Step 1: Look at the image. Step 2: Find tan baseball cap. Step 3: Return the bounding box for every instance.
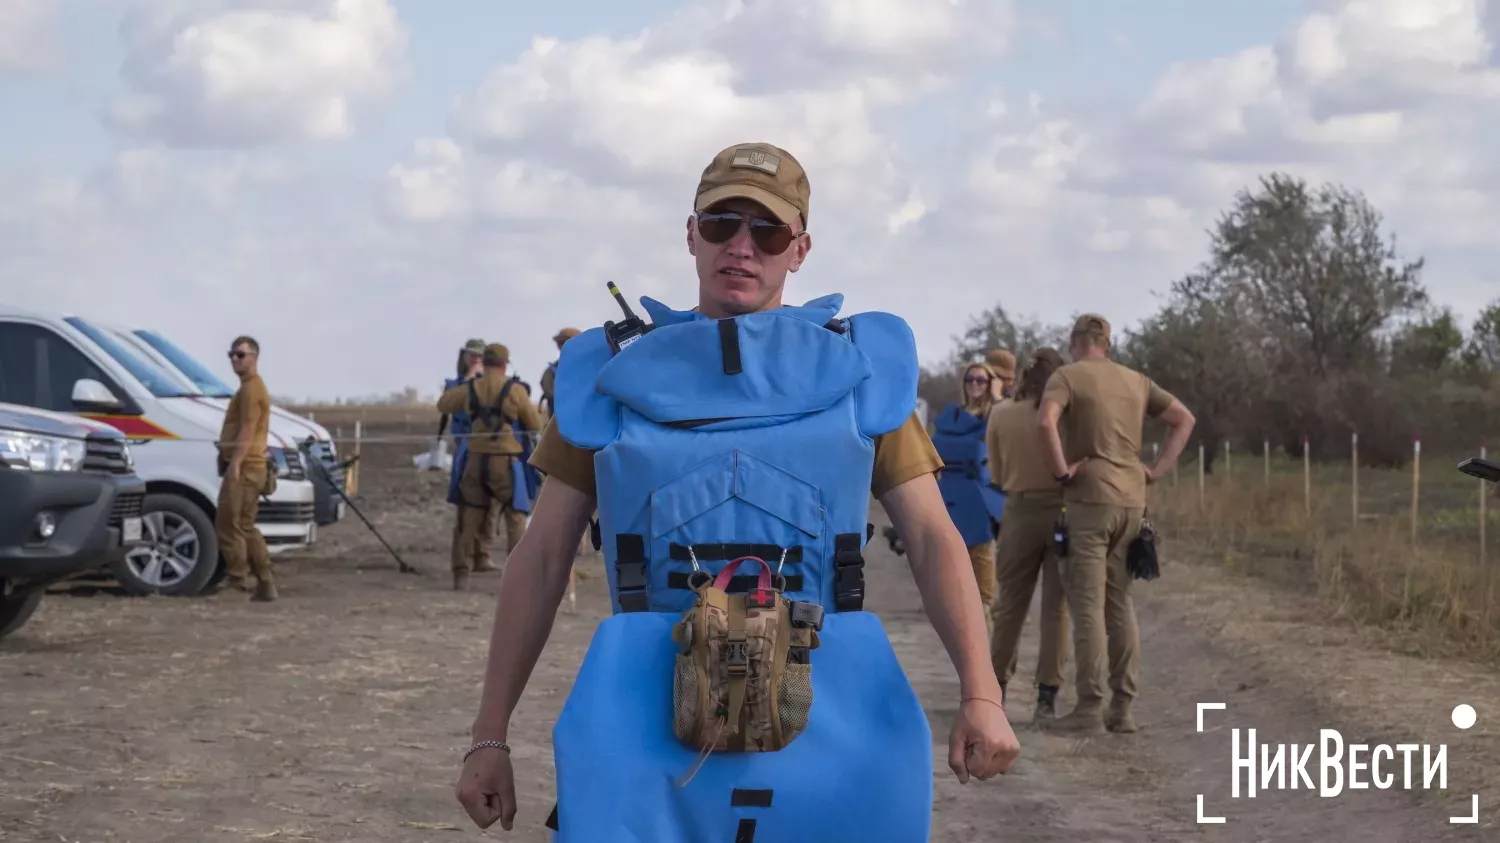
[694,142,810,228]
[1071,314,1112,346]
[483,343,510,365]
[553,327,580,343]
[985,349,1016,380]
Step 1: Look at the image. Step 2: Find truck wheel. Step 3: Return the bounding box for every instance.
[110,494,218,597]
[0,589,44,638]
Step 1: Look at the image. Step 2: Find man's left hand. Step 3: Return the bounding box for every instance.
[947,697,1020,783]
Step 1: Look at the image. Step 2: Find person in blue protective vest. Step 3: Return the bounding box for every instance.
[439,339,502,578]
[455,141,1020,841]
[931,362,1007,639]
[437,343,544,591]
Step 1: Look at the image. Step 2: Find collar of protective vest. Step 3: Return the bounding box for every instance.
[639,293,845,328]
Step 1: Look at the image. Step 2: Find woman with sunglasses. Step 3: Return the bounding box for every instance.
[930,363,1006,639]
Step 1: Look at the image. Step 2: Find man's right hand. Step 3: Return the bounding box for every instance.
[456,746,517,830]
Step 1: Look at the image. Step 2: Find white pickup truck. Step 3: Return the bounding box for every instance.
[0,307,319,596]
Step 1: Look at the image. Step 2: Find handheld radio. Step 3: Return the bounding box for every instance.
[603,281,650,354]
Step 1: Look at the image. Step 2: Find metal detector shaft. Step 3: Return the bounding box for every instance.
[301,438,418,574]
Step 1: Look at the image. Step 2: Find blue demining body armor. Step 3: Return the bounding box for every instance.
[545,293,934,842]
[930,401,1006,546]
[443,375,472,507]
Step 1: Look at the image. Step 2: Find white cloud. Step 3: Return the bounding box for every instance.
[107,0,409,147]
[0,0,62,74]
[5,0,1500,401]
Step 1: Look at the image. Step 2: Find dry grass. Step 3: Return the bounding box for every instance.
[1149,456,1500,662]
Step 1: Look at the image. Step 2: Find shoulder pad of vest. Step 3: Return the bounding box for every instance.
[933,401,985,435]
[551,326,619,449]
[847,311,918,437]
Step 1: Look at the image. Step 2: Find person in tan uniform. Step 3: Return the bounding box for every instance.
[456,141,1019,832]
[437,343,544,592]
[538,328,580,420]
[216,335,276,601]
[986,348,1016,401]
[987,347,1073,721]
[1037,315,1195,734]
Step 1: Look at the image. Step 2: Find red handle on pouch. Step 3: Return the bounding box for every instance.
[712,556,773,591]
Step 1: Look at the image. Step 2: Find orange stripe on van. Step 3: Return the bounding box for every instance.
[81,414,180,440]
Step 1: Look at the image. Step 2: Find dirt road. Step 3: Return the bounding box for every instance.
[3,450,1497,842]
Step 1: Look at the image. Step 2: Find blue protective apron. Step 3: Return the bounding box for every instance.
[544,294,933,842]
[443,376,471,507]
[931,401,1007,547]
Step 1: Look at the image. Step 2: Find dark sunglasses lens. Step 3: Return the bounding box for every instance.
[229,351,244,359]
[749,221,794,256]
[696,214,741,244]
[966,376,989,384]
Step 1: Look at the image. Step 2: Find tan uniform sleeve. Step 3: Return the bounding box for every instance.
[528,420,598,499]
[986,405,1005,490]
[870,412,943,499]
[1040,368,1072,411]
[436,381,469,414]
[508,388,543,433]
[1145,376,1176,417]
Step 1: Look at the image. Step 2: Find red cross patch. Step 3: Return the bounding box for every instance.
[746,589,776,610]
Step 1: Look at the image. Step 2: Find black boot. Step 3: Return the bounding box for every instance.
[1035,684,1060,722]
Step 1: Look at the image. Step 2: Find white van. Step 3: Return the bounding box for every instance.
[103,323,348,527]
[0,307,318,596]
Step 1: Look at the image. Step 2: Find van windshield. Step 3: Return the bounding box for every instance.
[130,329,236,399]
[63,317,196,399]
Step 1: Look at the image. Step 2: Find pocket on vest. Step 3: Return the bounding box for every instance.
[777,661,813,745]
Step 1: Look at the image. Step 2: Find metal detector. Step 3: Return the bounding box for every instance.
[300,437,419,574]
[1458,457,1500,483]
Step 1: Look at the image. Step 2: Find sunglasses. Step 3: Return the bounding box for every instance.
[695,211,800,256]
[965,375,991,384]
[228,350,251,360]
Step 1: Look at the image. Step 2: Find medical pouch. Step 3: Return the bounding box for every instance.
[670,556,822,768]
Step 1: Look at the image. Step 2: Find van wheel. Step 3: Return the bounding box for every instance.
[110,494,218,597]
[0,589,44,638]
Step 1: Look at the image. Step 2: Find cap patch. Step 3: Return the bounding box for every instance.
[731,148,781,175]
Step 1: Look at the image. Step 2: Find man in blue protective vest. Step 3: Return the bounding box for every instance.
[440,339,502,578]
[455,141,1020,841]
[437,343,544,591]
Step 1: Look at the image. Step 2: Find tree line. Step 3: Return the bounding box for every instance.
[919,173,1500,468]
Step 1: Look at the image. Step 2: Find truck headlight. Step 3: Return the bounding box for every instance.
[269,447,303,479]
[0,431,86,471]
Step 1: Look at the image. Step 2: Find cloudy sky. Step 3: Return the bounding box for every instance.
[3,0,1498,401]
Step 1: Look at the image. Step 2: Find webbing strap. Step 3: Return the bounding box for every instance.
[727,596,747,751]
[833,532,865,612]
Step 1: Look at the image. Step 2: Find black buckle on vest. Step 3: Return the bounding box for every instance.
[615,533,648,613]
[833,532,865,612]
